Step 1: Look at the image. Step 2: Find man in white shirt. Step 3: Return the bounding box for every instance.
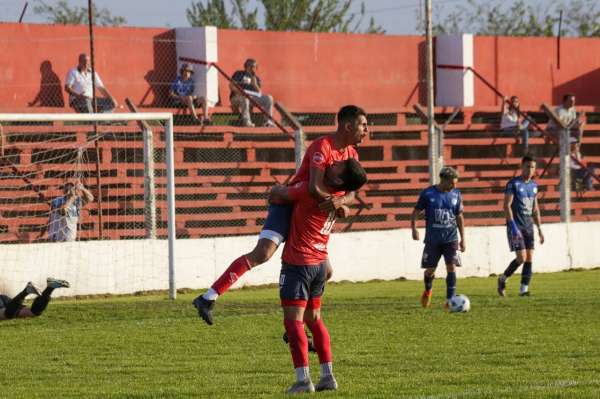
[65,53,118,113]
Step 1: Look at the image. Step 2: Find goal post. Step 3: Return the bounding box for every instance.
[0,112,177,299]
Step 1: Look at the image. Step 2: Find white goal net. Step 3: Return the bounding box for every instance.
[0,112,177,299]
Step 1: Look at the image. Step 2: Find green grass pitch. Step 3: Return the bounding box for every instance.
[1,269,599,398]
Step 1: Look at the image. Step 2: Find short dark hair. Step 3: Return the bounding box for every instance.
[521,155,535,164]
[439,166,459,180]
[338,158,367,192]
[63,182,74,192]
[244,58,257,68]
[563,93,575,102]
[337,105,367,127]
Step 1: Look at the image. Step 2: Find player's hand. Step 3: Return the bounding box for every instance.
[319,196,345,212]
[538,229,545,244]
[267,184,286,204]
[335,204,350,219]
[459,239,466,252]
[508,220,523,240]
[412,228,419,241]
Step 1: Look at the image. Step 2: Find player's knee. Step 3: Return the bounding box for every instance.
[515,254,525,264]
[247,242,277,266]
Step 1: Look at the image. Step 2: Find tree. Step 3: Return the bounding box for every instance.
[34,0,127,26]
[186,0,384,34]
[418,0,600,37]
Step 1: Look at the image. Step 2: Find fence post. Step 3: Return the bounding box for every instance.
[143,127,156,239]
[559,127,571,223]
[425,0,439,184]
[165,115,177,300]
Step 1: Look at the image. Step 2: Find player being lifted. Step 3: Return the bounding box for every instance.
[0,278,70,321]
[498,155,544,297]
[411,167,466,309]
[193,105,368,325]
[270,158,367,393]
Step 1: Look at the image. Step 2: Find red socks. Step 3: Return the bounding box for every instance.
[306,319,332,364]
[211,255,251,295]
[284,319,309,368]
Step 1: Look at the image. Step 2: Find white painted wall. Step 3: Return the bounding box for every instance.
[175,27,219,106]
[436,34,474,107]
[1,222,599,298]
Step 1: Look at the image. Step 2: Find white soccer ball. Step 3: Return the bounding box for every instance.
[448,294,471,313]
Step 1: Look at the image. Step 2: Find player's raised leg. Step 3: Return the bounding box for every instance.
[0,282,40,320]
[26,277,70,317]
[193,204,292,325]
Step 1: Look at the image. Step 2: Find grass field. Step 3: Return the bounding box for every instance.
[1,269,599,398]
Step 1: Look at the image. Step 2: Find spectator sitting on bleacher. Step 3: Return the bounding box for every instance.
[570,137,596,197]
[65,53,118,113]
[169,63,211,125]
[547,93,584,143]
[500,95,531,152]
[229,58,275,127]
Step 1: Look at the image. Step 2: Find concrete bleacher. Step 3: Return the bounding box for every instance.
[1,105,599,243]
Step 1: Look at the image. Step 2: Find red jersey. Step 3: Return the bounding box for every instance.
[282,181,339,266]
[289,135,359,185]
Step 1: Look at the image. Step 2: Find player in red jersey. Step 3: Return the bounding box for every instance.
[271,158,367,394]
[193,105,368,325]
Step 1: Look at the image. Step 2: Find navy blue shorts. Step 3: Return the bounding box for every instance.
[259,203,293,245]
[279,262,327,307]
[421,241,461,269]
[507,224,535,251]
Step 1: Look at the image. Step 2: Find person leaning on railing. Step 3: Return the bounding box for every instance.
[229,58,275,127]
[546,93,584,143]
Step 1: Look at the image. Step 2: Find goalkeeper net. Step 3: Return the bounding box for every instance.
[0,112,177,298]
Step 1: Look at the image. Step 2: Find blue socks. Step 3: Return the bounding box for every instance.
[521,262,532,286]
[503,259,522,278]
[446,272,456,299]
[424,274,434,291]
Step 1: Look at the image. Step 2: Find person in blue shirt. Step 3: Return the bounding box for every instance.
[411,167,466,309]
[498,155,544,297]
[48,180,94,242]
[169,63,211,125]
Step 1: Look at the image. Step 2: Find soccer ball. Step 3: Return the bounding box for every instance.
[448,294,471,313]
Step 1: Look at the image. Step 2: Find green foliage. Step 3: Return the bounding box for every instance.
[1,270,600,398]
[419,0,600,37]
[186,0,384,34]
[33,0,126,26]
